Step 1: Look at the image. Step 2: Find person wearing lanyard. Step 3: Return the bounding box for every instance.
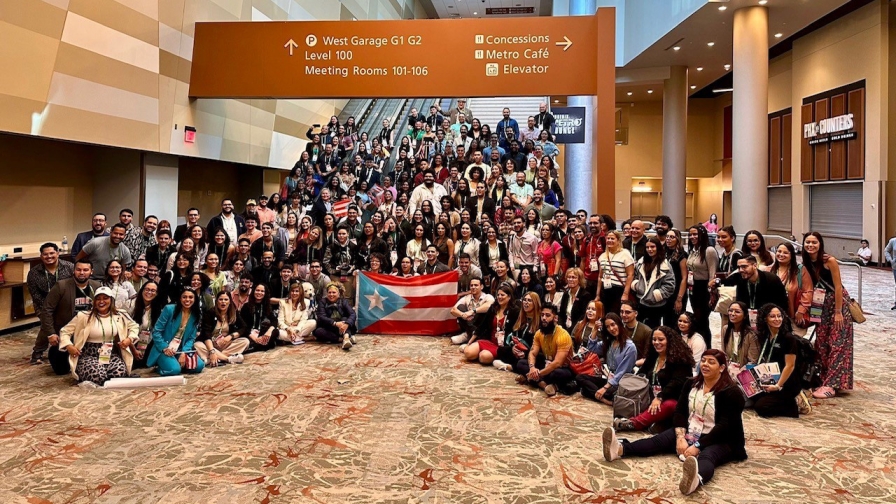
[58,287,139,387]
[602,349,747,496]
[27,243,75,365]
[240,284,279,353]
[148,288,204,376]
[720,301,760,371]
[751,304,802,418]
[613,326,695,432]
[575,313,637,404]
[620,300,654,364]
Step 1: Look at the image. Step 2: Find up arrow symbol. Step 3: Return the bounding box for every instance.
[284,39,298,56]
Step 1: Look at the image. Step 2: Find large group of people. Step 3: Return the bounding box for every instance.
[23,101,856,495]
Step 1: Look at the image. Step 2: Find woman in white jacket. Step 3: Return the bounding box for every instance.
[630,237,677,329]
[278,281,317,345]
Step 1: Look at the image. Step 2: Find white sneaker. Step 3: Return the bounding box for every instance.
[602,427,621,462]
[348,333,357,345]
[458,343,467,353]
[679,456,701,495]
[450,333,469,345]
[492,359,513,371]
[228,354,245,364]
[78,381,99,389]
[342,334,353,350]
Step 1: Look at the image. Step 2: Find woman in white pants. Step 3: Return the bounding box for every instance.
[197,291,249,366]
[278,281,317,344]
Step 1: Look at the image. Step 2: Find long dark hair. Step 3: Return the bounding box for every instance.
[678,311,697,338]
[174,288,202,322]
[602,312,627,347]
[692,349,735,393]
[770,242,798,287]
[688,225,710,262]
[647,325,695,367]
[131,281,163,325]
[742,230,773,266]
[214,290,238,325]
[722,301,754,353]
[755,302,792,345]
[800,231,827,284]
[247,283,272,317]
[642,236,666,278]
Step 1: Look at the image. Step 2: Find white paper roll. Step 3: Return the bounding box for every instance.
[102,376,186,389]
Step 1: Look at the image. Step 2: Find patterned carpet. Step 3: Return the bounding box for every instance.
[1,267,895,503]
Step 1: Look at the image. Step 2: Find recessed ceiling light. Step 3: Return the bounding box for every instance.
[647,89,654,94]
[759,0,768,5]
[673,46,681,51]
[724,64,731,70]
[719,6,727,11]
[690,85,696,90]
[775,33,783,38]
[627,91,633,96]
[707,42,715,47]
[696,67,704,71]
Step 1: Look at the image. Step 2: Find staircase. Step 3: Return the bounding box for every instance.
[467,97,549,132]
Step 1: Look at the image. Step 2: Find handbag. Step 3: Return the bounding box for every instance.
[568,349,602,376]
[713,286,737,314]
[847,296,865,323]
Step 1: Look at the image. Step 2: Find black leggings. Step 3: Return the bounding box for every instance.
[576,374,617,401]
[600,285,624,316]
[621,428,736,485]
[514,355,574,385]
[689,280,712,340]
[753,388,800,418]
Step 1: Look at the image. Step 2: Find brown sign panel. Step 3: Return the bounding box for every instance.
[189,15,602,99]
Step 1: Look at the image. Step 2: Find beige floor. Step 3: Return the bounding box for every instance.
[0,266,894,503]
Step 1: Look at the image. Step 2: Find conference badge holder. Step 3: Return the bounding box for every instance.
[99,342,114,366]
[748,309,758,332]
[810,287,826,324]
[136,330,151,352]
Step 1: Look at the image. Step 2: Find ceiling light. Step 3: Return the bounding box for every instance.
[713,88,734,93]
[707,42,715,47]
[718,6,727,11]
[724,64,731,70]
[697,67,703,71]
[673,46,681,51]
[690,85,696,90]
[647,89,654,94]
[759,0,768,5]
[553,99,559,103]
[627,92,633,96]
[473,11,478,15]
[775,33,783,38]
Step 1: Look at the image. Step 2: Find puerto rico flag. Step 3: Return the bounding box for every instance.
[333,197,352,219]
[357,271,459,336]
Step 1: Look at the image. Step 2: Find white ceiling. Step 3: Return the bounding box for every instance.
[429,0,544,18]
[618,0,853,101]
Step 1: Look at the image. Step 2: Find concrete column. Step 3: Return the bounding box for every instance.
[662,65,688,228]
[564,0,598,214]
[732,6,769,233]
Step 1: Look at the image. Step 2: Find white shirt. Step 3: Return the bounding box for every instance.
[221,214,238,243]
[408,183,448,216]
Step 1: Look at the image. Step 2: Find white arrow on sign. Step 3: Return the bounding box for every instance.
[284,39,298,56]
[555,36,572,51]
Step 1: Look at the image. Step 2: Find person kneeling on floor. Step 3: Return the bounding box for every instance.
[314,282,357,350]
[602,349,747,496]
[148,288,205,376]
[514,304,574,396]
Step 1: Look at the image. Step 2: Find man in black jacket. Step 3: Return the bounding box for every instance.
[206,199,247,244]
[720,255,789,314]
[37,260,101,374]
[418,245,450,275]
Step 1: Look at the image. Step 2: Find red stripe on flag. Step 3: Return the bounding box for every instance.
[362,270,458,286]
[333,198,351,219]
[403,295,458,309]
[361,318,460,336]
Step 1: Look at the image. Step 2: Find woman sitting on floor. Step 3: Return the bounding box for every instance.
[130,281,162,368]
[278,281,317,345]
[463,283,518,370]
[197,291,249,367]
[752,303,803,418]
[314,282,358,351]
[240,283,279,353]
[613,326,694,433]
[720,301,760,373]
[571,300,603,351]
[678,311,707,375]
[602,349,747,496]
[149,288,204,376]
[507,291,541,363]
[575,312,637,405]
[58,286,139,387]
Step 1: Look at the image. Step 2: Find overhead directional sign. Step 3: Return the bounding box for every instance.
[189,15,605,99]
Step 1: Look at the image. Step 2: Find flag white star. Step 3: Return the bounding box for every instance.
[365,288,386,311]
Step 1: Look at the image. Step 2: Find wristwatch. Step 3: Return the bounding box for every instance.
[694,441,701,449]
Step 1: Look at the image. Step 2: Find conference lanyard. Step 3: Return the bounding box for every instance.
[691,390,714,418]
[45,268,58,287]
[747,282,757,309]
[758,336,776,365]
[652,357,664,386]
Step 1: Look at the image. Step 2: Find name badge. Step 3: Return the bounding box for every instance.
[590,258,599,271]
[167,337,182,353]
[99,342,114,365]
[748,309,759,331]
[687,271,694,287]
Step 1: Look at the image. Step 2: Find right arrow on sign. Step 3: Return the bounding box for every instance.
[556,36,572,51]
[284,39,298,56]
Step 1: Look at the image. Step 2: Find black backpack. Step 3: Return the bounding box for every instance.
[795,333,820,390]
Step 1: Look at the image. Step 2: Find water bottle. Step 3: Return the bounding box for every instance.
[61,236,69,254]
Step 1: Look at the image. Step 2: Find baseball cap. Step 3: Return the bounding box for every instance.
[246,199,257,205]
[94,286,114,298]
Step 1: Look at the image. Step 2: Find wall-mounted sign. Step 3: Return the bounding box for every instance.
[803,113,856,145]
[486,7,536,15]
[551,107,586,143]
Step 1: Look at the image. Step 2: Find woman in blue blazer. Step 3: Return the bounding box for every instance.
[149,288,204,376]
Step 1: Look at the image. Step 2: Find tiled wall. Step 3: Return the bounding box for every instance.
[0,0,422,170]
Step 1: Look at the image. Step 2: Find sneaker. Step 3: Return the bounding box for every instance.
[797,391,812,415]
[458,343,467,353]
[348,333,357,345]
[78,381,99,389]
[515,374,529,385]
[679,456,701,495]
[342,334,353,350]
[450,333,470,345]
[492,360,513,371]
[228,354,245,364]
[601,427,621,462]
[613,417,636,432]
[544,384,558,396]
[30,351,44,365]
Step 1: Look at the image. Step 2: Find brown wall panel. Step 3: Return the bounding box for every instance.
[723,106,732,160]
[801,104,814,182]
[769,116,781,185]
[813,98,829,181]
[847,88,865,179]
[830,93,847,180]
[782,113,792,184]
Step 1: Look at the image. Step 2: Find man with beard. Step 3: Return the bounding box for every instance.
[251,251,279,288]
[553,210,571,242]
[36,259,101,373]
[409,170,447,216]
[510,171,534,208]
[502,141,526,170]
[250,222,285,266]
[232,273,254,311]
[482,134,506,160]
[27,243,74,364]
[534,102,556,139]
[207,199,247,244]
[76,223,132,280]
[654,215,673,243]
[123,215,158,260]
[520,116,540,143]
[418,245,450,275]
[581,214,606,290]
[514,304,573,397]
[305,260,331,301]
[71,213,109,256]
[526,189,556,223]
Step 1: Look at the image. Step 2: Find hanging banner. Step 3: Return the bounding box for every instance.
[551,107,587,144]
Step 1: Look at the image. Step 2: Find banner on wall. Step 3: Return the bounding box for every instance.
[551,107,587,144]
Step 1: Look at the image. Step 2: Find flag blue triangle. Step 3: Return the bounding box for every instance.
[357,274,409,331]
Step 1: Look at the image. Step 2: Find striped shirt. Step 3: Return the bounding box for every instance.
[598,249,635,287]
